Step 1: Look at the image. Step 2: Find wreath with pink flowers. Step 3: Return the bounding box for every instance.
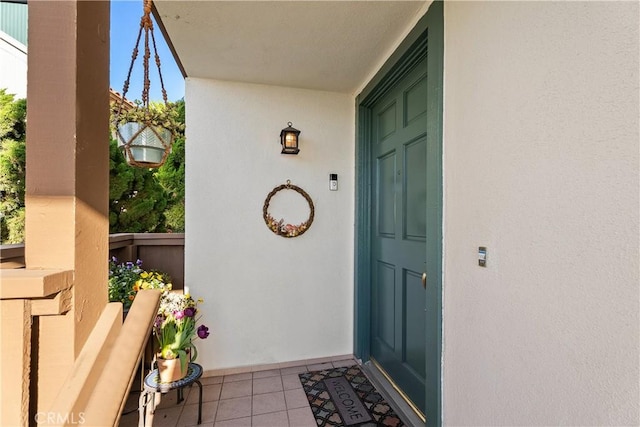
[263,180,314,238]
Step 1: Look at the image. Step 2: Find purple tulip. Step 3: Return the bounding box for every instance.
[174,310,185,320]
[184,307,196,318]
[197,325,210,339]
[154,315,164,327]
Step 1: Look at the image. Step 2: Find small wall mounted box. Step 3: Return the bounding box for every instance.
[478,246,487,267]
[329,173,338,191]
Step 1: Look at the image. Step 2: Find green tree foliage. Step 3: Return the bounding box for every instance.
[109,137,170,232]
[156,99,185,232]
[0,89,27,243]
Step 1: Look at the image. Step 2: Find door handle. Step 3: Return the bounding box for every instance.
[421,272,427,289]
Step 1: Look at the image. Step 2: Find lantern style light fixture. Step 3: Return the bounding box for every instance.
[280,122,300,155]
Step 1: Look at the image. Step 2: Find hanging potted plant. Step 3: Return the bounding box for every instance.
[154,292,210,383]
[111,101,184,168]
[112,0,183,168]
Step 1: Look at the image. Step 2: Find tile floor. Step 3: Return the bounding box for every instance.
[119,357,358,427]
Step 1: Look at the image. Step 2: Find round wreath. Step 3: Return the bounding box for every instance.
[263,180,314,238]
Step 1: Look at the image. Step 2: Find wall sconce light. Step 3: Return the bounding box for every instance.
[280,122,300,155]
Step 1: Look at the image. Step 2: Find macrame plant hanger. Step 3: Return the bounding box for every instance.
[114,0,173,168]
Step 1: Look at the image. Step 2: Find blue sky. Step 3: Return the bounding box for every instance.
[110,1,185,102]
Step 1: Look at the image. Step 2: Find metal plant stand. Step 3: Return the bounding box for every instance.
[139,363,203,426]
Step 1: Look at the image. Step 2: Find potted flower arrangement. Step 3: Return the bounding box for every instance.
[154,291,210,383]
[111,101,184,168]
[108,257,172,310]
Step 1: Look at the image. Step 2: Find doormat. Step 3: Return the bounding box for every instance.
[299,365,406,427]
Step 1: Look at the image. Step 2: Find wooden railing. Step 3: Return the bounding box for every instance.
[1,233,185,290]
[0,234,182,425]
[0,268,74,426]
[1,276,161,427]
[48,290,161,427]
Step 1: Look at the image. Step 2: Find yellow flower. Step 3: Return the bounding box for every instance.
[198,298,204,303]
[133,281,140,292]
[156,274,163,280]
[140,272,149,279]
[185,293,191,299]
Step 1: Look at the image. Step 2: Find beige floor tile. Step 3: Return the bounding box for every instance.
[223,372,252,382]
[251,363,280,373]
[147,405,183,427]
[252,368,281,379]
[253,376,283,394]
[215,396,252,421]
[220,379,252,399]
[223,366,253,376]
[213,416,252,427]
[287,407,316,427]
[201,375,224,385]
[252,391,286,415]
[330,354,355,361]
[284,388,309,410]
[280,365,308,375]
[306,362,333,371]
[331,359,357,368]
[178,400,218,426]
[252,410,289,427]
[155,388,190,410]
[186,383,222,405]
[281,374,303,390]
[296,356,333,366]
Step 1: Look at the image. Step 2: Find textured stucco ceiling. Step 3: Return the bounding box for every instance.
[154,1,427,94]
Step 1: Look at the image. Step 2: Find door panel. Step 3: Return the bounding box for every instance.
[376,151,397,238]
[375,261,397,350]
[404,136,428,240]
[404,75,428,126]
[404,268,426,378]
[377,101,397,142]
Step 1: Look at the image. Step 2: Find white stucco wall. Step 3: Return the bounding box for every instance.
[442,1,639,425]
[185,79,355,370]
[0,32,27,99]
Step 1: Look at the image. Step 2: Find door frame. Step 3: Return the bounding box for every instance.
[354,0,443,424]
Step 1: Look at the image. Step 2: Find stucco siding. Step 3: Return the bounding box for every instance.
[442,1,639,425]
[185,79,355,370]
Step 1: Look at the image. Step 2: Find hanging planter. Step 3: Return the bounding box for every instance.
[111,103,182,168]
[112,0,183,168]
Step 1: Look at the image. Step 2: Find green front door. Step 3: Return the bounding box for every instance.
[370,55,431,417]
[356,3,442,424]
